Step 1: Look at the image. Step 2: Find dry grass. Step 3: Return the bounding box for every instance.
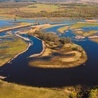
[0,3,60,18]
[29,43,87,68]
[22,4,59,13]
[0,80,69,98]
[0,35,28,66]
[28,24,51,34]
[73,30,98,37]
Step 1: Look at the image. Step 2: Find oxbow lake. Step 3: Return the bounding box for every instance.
[0,19,98,87]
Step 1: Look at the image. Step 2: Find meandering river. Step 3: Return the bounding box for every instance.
[0,19,98,87]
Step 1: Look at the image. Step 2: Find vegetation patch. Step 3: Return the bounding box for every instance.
[71,22,98,29]
[0,3,98,19]
[0,80,97,98]
[57,26,70,33]
[89,88,98,98]
[0,80,70,98]
[70,22,98,37]
[0,35,28,66]
[29,31,87,68]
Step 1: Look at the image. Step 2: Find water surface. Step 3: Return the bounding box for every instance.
[0,19,98,88]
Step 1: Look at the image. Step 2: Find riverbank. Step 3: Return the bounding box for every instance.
[15,33,31,41]
[0,35,29,66]
[8,42,32,64]
[29,40,45,58]
[7,33,32,63]
[0,80,70,98]
[0,23,31,33]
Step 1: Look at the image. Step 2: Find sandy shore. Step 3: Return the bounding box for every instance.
[7,34,32,63]
[15,33,30,41]
[29,36,45,58]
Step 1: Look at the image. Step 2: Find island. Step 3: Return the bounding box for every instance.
[57,22,98,42]
[57,26,70,33]
[70,22,98,36]
[28,28,87,68]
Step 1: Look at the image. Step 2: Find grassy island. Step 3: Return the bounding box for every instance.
[0,35,28,66]
[73,29,98,37]
[71,22,98,29]
[29,30,87,68]
[70,22,98,37]
[57,26,70,33]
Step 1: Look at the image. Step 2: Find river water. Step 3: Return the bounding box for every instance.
[0,19,98,87]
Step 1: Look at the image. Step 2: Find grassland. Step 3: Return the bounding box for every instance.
[0,3,98,19]
[0,80,97,98]
[0,35,28,66]
[0,80,70,98]
[29,41,87,68]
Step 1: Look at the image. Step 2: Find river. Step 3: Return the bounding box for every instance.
[0,19,98,88]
